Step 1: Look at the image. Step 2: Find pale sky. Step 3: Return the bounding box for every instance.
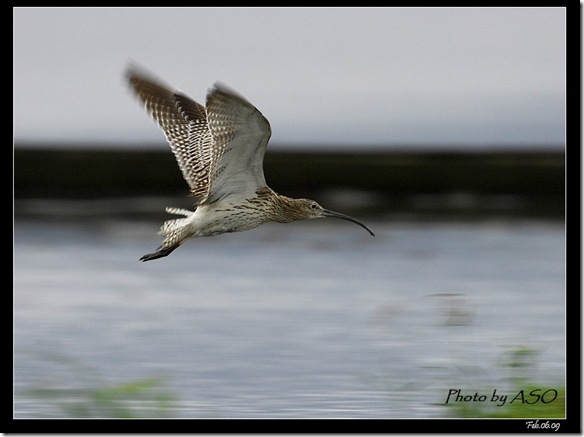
[13,7,566,150]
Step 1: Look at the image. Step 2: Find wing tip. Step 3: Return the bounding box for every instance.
[124,60,151,86]
[207,81,251,104]
[124,62,178,95]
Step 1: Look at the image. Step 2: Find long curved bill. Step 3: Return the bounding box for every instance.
[322,209,375,236]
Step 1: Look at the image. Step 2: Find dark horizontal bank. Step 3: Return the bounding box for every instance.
[14,145,565,219]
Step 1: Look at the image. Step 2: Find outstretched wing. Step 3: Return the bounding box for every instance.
[126,67,272,206]
[126,66,213,202]
[204,82,271,204]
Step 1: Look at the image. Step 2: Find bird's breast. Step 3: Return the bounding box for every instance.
[193,200,270,237]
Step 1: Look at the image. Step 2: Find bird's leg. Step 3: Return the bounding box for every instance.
[140,243,179,262]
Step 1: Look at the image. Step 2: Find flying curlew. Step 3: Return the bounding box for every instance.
[126,66,375,261]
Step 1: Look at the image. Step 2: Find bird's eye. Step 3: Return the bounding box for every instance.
[310,203,318,210]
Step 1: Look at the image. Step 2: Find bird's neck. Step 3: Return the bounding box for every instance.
[270,193,308,223]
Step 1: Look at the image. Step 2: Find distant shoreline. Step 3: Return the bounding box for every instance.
[14,146,565,220]
[13,141,565,154]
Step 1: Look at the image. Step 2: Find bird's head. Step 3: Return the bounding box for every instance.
[288,198,375,236]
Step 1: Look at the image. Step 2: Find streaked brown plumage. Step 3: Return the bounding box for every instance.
[126,65,374,261]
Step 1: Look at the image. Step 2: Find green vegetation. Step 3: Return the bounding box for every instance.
[444,346,565,419]
[19,353,177,418]
[26,377,176,418]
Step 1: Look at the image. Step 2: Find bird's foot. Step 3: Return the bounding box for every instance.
[140,244,179,262]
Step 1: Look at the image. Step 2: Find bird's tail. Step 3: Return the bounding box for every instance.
[158,207,194,245]
[140,207,194,261]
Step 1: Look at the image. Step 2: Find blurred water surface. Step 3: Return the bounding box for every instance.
[13,217,565,418]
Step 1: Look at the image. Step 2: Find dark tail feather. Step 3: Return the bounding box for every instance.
[140,244,179,262]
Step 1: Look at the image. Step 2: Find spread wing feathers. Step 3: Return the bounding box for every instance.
[204,82,271,204]
[126,68,213,201]
[126,67,272,205]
